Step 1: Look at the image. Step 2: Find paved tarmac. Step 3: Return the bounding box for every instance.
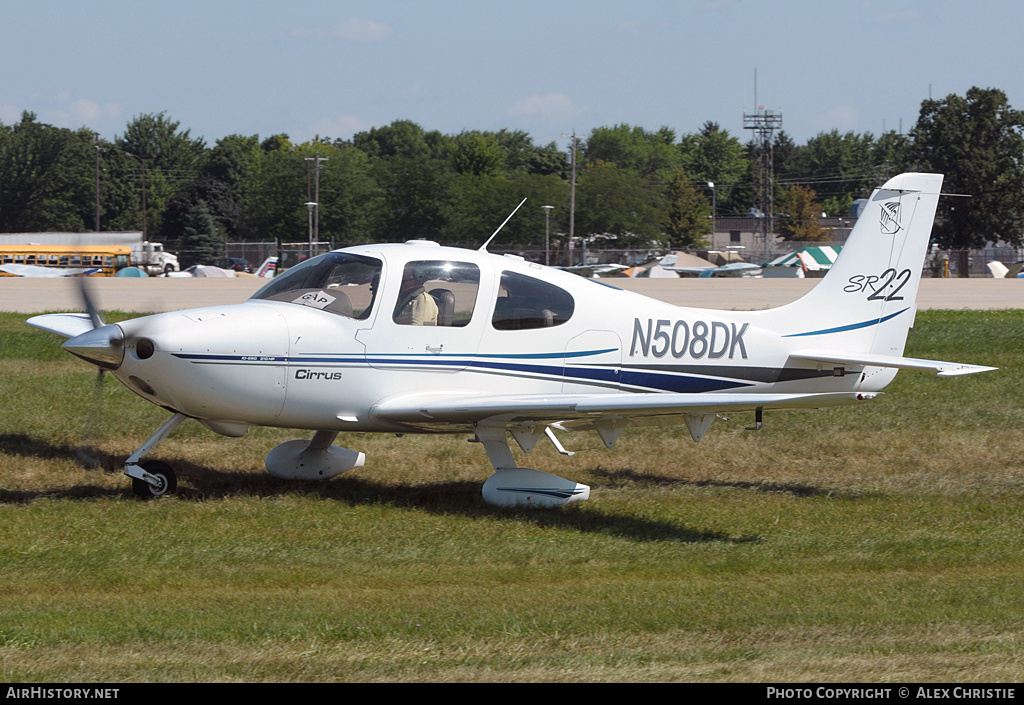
[1,274,1021,314]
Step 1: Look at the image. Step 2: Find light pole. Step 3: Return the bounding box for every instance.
[541,205,553,266]
[124,151,147,240]
[562,131,583,266]
[707,181,716,246]
[305,153,328,247]
[94,133,105,232]
[305,202,317,259]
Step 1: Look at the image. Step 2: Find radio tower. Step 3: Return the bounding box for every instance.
[743,103,782,256]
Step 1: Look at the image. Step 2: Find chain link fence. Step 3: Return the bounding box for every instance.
[210,240,1022,278]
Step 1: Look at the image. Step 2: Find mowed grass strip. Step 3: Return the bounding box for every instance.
[0,310,1022,682]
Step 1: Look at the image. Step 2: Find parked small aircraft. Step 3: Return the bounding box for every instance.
[163,256,279,278]
[27,173,995,505]
[987,260,1023,279]
[666,261,763,278]
[1,264,101,277]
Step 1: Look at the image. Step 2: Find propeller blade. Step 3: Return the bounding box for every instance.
[76,368,106,468]
[78,275,105,330]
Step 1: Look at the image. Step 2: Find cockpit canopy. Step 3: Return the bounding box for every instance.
[251,249,576,330]
[251,252,382,319]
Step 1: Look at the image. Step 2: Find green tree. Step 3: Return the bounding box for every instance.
[160,175,240,245]
[353,120,444,161]
[0,113,95,232]
[372,153,454,240]
[91,141,139,232]
[446,172,569,247]
[575,161,667,247]
[663,170,711,248]
[777,185,828,241]
[448,131,506,176]
[206,134,261,186]
[116,112,207,236]
[584,124,681,179]
[790,129,879,206]
[873,129,911,178]
[242,141,383,245]
[189,134,262,239]
[910,86,1024,250]
[680,122,749,216]
[177,201,223,267]
[489,129,567,177]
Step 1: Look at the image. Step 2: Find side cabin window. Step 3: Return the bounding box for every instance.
[492,271,574,330]
[393,260,480,327]
[251,252,383,319]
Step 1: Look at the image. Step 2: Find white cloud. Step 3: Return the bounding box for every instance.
[509,93,577,121]
[306,114,373,141]
[50,99,121,129]
[332,18,392,42]
[811,105,860,133]
[289,18,393,43]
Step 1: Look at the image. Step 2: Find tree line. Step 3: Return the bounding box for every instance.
[1,86,1021,267]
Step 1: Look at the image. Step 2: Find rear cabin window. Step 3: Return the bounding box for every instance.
[491,271,574,330]
[393,260,480,327]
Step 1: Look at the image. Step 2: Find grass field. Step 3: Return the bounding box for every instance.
[1,309,1022,682]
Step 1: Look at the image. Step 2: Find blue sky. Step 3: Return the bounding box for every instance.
[2,0,1022,148]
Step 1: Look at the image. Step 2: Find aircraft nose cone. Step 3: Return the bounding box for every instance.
[62,323,125,370]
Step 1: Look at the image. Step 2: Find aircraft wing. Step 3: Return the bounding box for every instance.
[559,264,628,278]
[789,350,997,377]
[662,266,713,274]
[372,390,867,429]
[1,264,101,277]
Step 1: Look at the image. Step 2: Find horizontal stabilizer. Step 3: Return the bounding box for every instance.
[790,350,997,377]
[26,313,97,339]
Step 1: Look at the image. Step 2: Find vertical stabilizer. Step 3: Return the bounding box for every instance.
[767,173,943,358]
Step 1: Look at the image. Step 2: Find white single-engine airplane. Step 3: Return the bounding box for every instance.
[27,173,996,506]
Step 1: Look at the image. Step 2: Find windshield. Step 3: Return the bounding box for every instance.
[251,252,383,319]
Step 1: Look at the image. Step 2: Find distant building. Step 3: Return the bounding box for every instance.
[707,215,856,256]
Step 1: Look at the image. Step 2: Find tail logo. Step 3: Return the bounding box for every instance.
[880,201,902,235]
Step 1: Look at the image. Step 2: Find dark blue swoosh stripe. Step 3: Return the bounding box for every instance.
[783,308,908,338]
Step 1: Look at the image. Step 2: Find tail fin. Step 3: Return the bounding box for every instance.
[256,257,278,278]
[769,173,943,358]
[987,260,1010,278]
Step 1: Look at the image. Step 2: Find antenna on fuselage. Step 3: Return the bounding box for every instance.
[478,198,527,252]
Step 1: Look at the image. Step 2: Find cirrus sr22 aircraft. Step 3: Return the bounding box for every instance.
[28,172,996,506]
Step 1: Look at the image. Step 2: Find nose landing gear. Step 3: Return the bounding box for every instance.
[124,413,186,499]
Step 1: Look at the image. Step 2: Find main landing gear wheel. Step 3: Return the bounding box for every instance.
[131,460,177,498]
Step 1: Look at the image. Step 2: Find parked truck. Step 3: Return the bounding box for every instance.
[132,241,179,275]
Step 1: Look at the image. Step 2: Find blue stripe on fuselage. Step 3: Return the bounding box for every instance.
[171,348,753,393]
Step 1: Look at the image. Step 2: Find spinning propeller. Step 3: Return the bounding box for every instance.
[55,275,178,497]
[69,276,113,468]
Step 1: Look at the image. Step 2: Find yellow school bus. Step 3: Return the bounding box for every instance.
[0,245,131,277]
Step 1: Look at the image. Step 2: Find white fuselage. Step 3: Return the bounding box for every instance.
[107,243,879,436]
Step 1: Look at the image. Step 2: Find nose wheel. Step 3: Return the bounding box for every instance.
[130,460,177,498]
[124,413,187,498]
